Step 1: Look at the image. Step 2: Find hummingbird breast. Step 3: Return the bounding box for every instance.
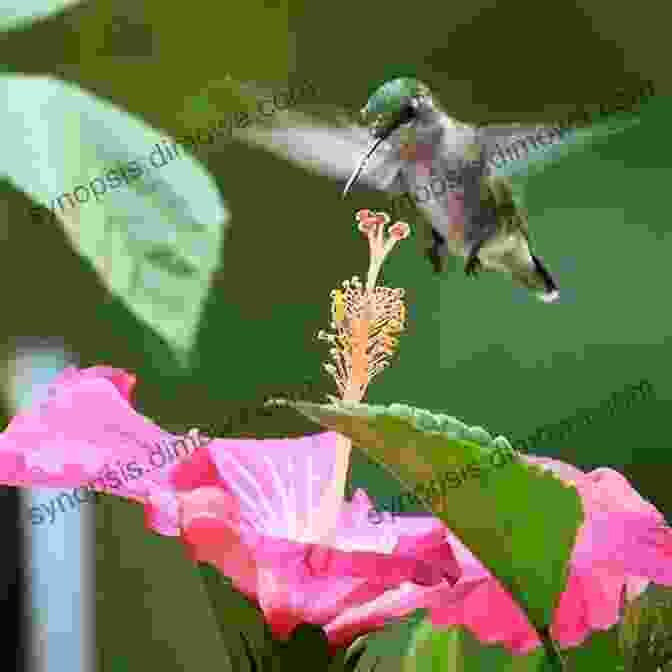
[403,167,470,257]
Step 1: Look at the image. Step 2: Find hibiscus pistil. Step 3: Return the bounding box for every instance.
[309,210,409,544]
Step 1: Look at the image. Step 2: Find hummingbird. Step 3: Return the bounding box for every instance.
[237,76,641,302]
[342,78,565,301]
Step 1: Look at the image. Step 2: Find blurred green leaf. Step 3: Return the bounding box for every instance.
[343,609,427,672]
[279,623,332,670]
[0,74,228,362]
[457,626,544,672]
[620,585,672,672]
[0,0,78,31]
[197,563,278,672]
[561,628,623,671]
[405,623,623,672]
[108,654,132,672]
[403,621,461,672]
[272,399,583,653]
[432,627,550,672]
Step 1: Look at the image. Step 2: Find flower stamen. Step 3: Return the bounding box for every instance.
[313,209,410,547]
[319,211,410,403]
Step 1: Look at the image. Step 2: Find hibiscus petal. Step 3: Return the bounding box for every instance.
[0,366,181,497]
[48,366,137,400]
[431,577,539,653]
[574,512,672,584]
[324,579,484,650]
[188,519,260,593]
[551,567,624,647]
[169,441,222,492]
[579,468,663,518]
[256,564,372,640]
[206,433,341,541]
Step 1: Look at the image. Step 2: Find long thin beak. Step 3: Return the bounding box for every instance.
[342,136,386,198]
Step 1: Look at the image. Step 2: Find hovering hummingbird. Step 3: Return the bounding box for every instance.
[237,76,641,302]
[342,78,565,301]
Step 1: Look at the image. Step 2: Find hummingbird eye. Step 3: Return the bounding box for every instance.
[397,102,416,125]
[369,101,417,139]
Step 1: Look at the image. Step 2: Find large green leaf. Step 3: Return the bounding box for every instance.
[0,74,228,361]
[271,399,583,646]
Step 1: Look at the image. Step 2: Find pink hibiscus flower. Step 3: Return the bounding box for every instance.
[167,438,461,642]
[0,209,433,651]
[0,364,461,647]
[323,456,672,654]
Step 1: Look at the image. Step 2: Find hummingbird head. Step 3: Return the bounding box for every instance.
[343,78,434,198]
[361,77,433,139]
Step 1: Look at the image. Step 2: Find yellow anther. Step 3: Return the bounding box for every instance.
[332,289,345,325]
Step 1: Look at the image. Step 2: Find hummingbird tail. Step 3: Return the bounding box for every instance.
[532,254,560,303]
[511,254,559,303]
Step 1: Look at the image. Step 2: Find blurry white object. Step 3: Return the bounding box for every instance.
[2,339,93,672]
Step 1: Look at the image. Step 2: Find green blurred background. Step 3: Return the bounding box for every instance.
[1,0,671,669]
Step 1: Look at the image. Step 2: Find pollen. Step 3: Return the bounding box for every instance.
[319,211,409,402]
[331,289,346,327]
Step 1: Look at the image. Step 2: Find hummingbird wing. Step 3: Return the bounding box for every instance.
[477,112,641,208]
[235,92,444,260]
[236,95,405,192]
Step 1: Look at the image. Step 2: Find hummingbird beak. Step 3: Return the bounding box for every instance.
[342,135,387,198]
[342,100,417,198]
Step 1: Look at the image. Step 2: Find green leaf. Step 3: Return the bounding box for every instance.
[403,621,462,672]
[0,0,79,32]
[197,563,278,672]
[562,628,623,672]
[458,627,543,672]
[280,623,332,670]
[404,622,622,672]
[0,75,228,362]
[345,609,427,672]
[271,400,583,650]
[107,655,133,672]
[620,585,672,672]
